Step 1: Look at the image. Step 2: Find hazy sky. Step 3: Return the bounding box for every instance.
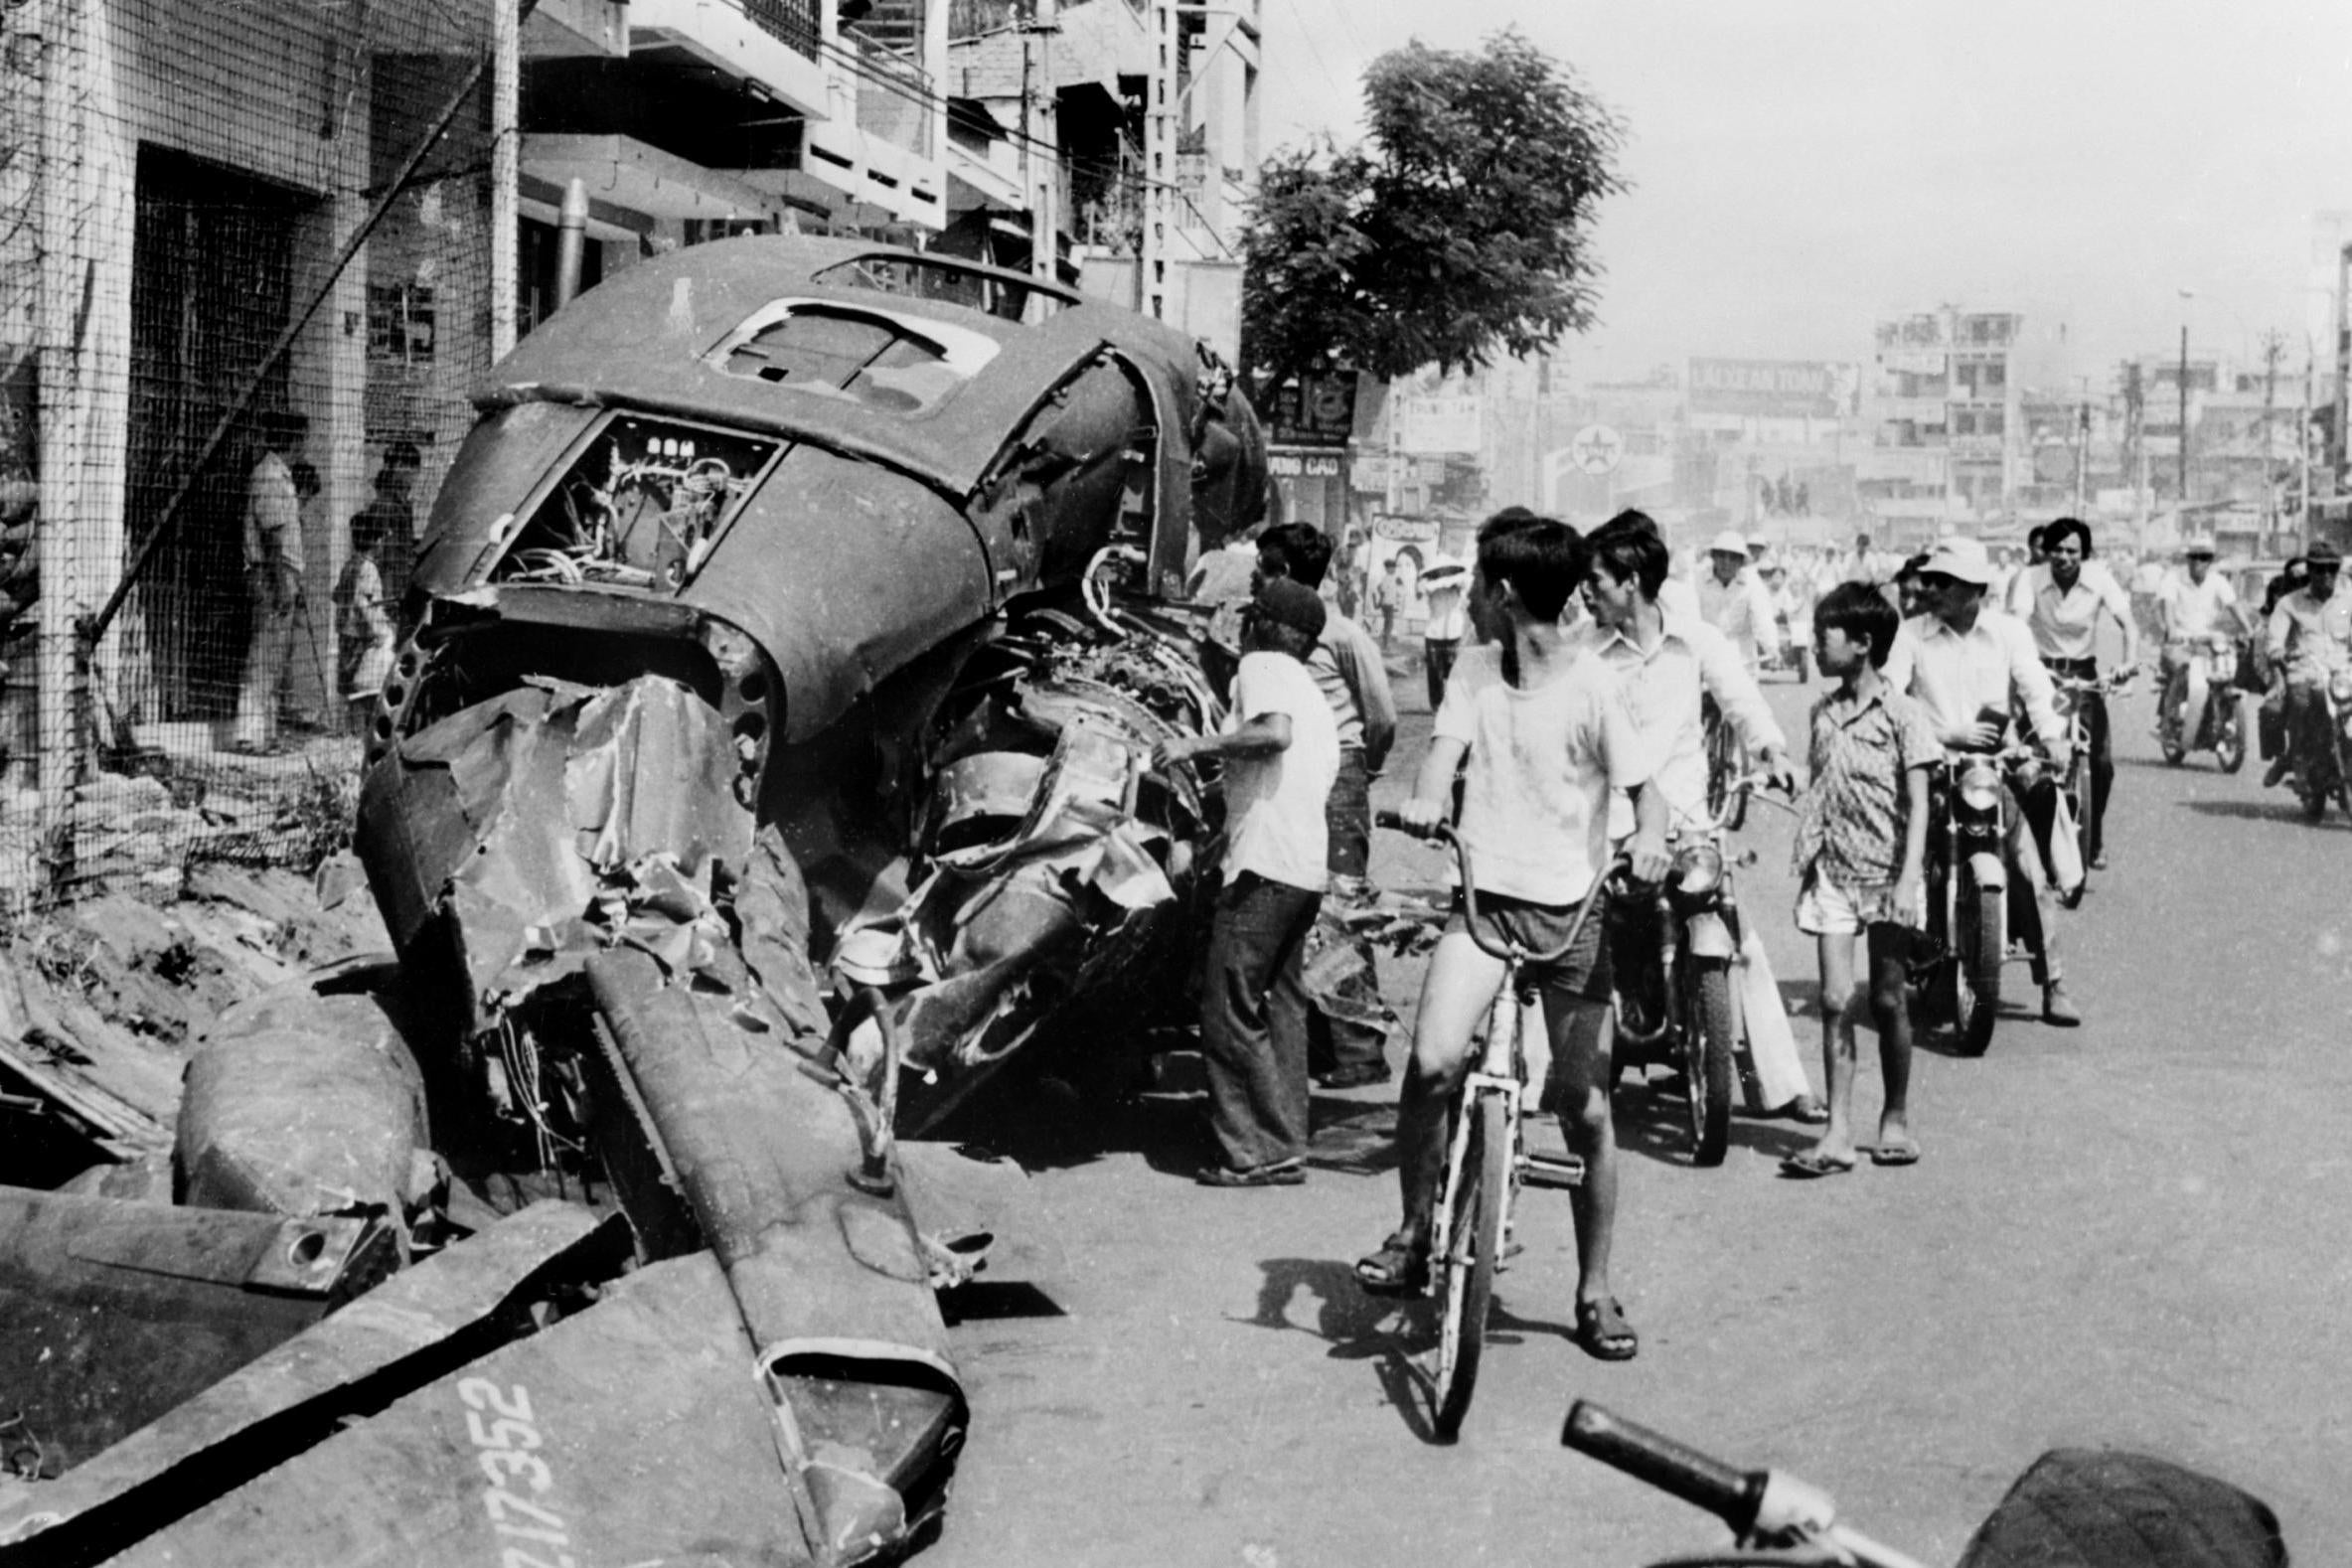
[1255,0,2352,389]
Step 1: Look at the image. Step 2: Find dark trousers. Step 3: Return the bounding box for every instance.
[1424,638,1459,710]
[1202,871,1322,1171]
[2045,657,2114,861]
[1307,749,1389,1077]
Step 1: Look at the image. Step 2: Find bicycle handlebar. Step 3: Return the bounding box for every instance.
[1374,809,1625,967]
[1561,1401,1766,1535]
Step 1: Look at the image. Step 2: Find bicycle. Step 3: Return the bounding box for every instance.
[1374,808,1607,1439]
[2046,667,2134,907]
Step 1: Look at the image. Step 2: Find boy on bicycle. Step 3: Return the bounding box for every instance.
[1780,583,1940,1177]
[1354,513,1670,1362]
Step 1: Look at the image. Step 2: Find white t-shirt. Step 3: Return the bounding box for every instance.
[1423,579,1470,641]
[1222,651,1339,893]
[2160,569,2239,641]
[1433,644,1654,906]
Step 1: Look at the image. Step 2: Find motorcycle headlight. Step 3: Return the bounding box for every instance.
[1957,760,2002,813]
[2330,672,2352,705]
[1672,843,1723,895]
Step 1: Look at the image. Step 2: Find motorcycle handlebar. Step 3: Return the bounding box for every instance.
[1561,1401,1766,1534]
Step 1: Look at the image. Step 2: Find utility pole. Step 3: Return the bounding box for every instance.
[1021,0,1061,284]
[2337,243,2352,502]
[1140,1,1175,322]
[2261,330,2284,539]
[2176,321,2190,512]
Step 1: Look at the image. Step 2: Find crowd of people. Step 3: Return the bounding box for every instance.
[1168,503,2338,1368]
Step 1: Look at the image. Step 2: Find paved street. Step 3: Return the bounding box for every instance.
[927,662,2352,1568]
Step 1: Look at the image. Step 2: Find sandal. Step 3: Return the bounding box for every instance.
[1195,1159,1306,1188]
[1573,1296,1639,1361]
[1353,1233,1428,1296]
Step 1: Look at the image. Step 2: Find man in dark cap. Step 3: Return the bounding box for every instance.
[1153,576,1340,1186]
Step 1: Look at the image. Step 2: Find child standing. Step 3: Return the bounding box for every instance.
[1782,582,1940,1177]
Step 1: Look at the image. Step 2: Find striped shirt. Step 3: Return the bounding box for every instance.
[1792,684,1941,889]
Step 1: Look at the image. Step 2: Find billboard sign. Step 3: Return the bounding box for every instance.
[1265,372,1357,447]
[1396,394,1484,454]
[1686,359,1860,418]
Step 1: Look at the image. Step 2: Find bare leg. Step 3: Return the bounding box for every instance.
[1391,931,1504,1246]
[1799,932,1859,1167]
[1866,923,1916,1155]
[1542,993,1620,1310]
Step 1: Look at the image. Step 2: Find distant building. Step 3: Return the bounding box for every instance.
[1859,308,2024,545]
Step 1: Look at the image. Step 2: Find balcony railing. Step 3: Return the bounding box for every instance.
[744,0,820,59]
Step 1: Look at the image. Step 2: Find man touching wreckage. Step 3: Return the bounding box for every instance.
[0,238,1276,1566]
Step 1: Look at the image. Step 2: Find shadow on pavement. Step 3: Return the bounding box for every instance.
[1246,1255,1445,1443]
[1612,1074,1816,1166]
[2179,797,2348,828]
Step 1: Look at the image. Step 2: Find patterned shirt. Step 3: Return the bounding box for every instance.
[1793,684,1941,889]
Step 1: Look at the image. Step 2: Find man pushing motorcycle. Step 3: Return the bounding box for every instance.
[1575,512,1820,1123]
[1881,538,2081,1026]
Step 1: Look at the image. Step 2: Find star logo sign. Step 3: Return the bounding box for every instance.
[1571,424,1623,475]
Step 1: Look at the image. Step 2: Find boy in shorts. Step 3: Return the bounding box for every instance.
[1353,513,1670,1361]
[1781,582,1939,1177]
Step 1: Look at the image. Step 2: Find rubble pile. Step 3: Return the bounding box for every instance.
[0,858,387,1178]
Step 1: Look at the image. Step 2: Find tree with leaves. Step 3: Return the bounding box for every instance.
[1240,30,1626,394]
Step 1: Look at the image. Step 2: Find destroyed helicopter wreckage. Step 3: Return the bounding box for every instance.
[0,237,1275,1564]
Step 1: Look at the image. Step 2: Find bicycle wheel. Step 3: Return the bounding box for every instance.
[1431,1087,1509,1439]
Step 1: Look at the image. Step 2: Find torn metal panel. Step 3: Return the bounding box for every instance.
[357,675,752,1025]
[0,1189,392,1477]
[0,1202,619,1561]
[97,1252,831,1568]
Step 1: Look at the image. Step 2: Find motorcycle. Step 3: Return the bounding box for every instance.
[1611,784,1767,1167]
[2283,669,2352,824]
[1918,743,2038,1057]
[2158,634,2246,773]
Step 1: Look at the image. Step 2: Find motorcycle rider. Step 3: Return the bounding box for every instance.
[2020,518,2137,870]
[1697,530,1780,673]
[1881,537,2081,1026]
[2265,541,2352,790]
[1576,513,1820,1122]
[2156,538,2246,751]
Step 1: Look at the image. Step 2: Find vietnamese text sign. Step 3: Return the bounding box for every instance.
[1268,448,1343,479]
[1396,394,1483,454]
[1687,359,1860,419]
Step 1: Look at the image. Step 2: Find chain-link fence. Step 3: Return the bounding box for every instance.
[3,0,499,907]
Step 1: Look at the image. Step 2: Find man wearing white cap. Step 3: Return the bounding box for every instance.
[1882,537,2082,1025]
[2156,538,2245,751]
[1697,530,1780,673]
[1419,555,1472,711]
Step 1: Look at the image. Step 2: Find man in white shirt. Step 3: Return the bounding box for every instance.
[235,410,312,754]
[2156,537,2245,752]
[1696,530,1780,672]
[1883,536,2083,1025]
[2020,518,2137,870]
[1153,577,1340,1186]
[1257,524,1400,1090]
[1355,513,1669,1362]
[1579,513,1823,1124]
[2266,540,2352,789]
